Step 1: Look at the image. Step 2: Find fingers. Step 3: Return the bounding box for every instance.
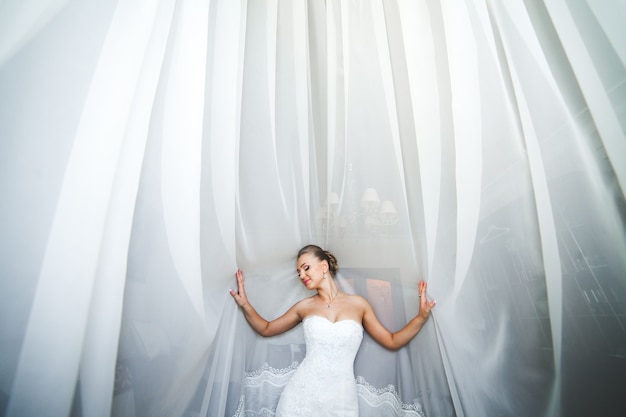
[418,280,427,298]
[235,269,246,290]
[230,286,244,307]
[230,271,239,295]
[417,280,436,314]
[231,269,250,308]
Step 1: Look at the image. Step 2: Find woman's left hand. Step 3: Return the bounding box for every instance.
[418,280,436,319]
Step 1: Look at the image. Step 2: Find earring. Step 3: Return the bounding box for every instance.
[323,273,327,279]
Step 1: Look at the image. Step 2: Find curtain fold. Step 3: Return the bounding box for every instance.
[1,1,624,417]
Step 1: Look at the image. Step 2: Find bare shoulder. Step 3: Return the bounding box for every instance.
[341,293,370,309]
[334,293,370,322]
[348,293,379,314]
[295,295,317,307]
[290,295,317,317]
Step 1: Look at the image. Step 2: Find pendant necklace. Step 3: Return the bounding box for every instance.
[325,288,339,309]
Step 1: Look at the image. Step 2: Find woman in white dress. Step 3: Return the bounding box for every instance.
[230,245,436,416]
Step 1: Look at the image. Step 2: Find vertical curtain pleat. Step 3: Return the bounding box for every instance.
[398,0,442,277]
[160,0,210,320]
[209,0,244,265]
[79,1,177,416]
[544,0,626,198]
[6,1,163,416]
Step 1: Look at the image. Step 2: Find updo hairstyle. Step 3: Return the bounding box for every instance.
[297,245,339,275]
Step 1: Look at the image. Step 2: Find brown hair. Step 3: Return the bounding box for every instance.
[297,244,338,275]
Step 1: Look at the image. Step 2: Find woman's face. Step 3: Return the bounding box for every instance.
[296,254,327,289]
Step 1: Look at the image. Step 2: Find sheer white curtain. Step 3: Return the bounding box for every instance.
[1,1,625,417]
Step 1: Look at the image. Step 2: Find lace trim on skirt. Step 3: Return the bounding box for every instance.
[233,363,426,417]
[356,376,426,417]
[232,363,298,417]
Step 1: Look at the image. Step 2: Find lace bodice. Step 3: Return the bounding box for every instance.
[300,315,364,378]
[274,316,363,416]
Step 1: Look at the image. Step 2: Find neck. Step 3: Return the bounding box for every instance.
[318,282,339,304]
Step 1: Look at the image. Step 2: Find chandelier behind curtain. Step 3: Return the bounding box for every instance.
[1,1,625,417]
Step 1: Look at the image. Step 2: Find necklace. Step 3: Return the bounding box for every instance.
[323,288,340,309]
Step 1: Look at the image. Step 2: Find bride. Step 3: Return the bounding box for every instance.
[230,244,436,416]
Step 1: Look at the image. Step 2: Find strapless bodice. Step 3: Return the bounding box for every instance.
[301,315,363,375]
[274,315,363,416]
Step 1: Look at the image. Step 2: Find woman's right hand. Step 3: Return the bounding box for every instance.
[230,269,250,308]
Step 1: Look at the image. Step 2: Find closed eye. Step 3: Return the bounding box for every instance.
[296,264,310,277]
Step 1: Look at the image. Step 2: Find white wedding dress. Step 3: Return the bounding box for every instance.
[234,315,426,416]
[275,315,363,416]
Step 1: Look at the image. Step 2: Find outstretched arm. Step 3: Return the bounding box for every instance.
[230,269,301,337]
[362,280,436,351]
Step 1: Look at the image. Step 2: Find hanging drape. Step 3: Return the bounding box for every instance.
[1,0,625,417]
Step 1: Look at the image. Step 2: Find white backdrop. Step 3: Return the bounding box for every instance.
[1,1,625,417]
